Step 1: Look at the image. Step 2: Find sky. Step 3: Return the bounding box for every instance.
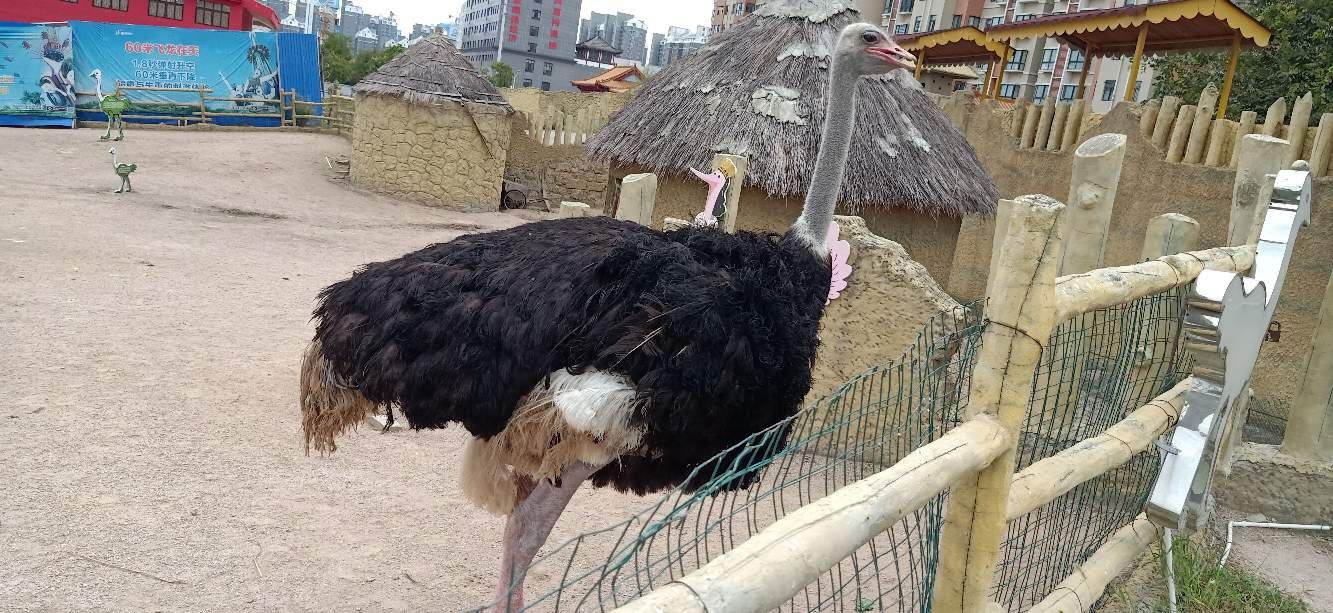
[348,0,716,40]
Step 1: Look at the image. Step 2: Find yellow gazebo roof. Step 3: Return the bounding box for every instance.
[985,0,1270,56]
[897,26,1013,65]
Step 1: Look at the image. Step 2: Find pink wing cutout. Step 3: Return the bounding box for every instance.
[826,221,852,304]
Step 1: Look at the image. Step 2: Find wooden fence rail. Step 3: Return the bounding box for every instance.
[94,85,352,131]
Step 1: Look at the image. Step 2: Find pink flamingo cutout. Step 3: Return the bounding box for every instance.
[826,221,851,304]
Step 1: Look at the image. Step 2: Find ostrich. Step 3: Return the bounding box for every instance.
[89,69,129,141]
[109,148,136,193]
[300,23,915,610]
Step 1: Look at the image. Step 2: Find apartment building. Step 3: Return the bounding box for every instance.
[711,0,764,35]
[457,0,593,91]
[259,0,400,48]
[884,0,1155,112]
[657,26,711,67]
[578,12,649,64]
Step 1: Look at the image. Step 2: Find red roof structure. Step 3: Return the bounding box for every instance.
[571,65,646,94]
[1,0,280,32]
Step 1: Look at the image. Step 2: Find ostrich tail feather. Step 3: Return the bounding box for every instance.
[300,339,379,455]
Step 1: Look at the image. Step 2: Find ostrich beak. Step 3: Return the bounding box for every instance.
[869,42,917,71]
[689,167,711,181]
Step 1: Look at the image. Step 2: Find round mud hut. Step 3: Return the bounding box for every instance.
[585,0,997,282]
[351,34,513,212]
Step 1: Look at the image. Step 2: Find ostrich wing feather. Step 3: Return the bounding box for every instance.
[826,222,851,303]
[548,369,642,447]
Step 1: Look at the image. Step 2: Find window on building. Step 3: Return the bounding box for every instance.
[998,83,1019,99]
[951,15,961,28]
[524,59,535,72]
[953,81,968,91]
[1060,84,1078,100]
[92,0,129,10]
[927,15,937,31]
[148,0,184,19]
[1005,49,1028,71]
[1015,14,1035,21]
[1034,84,1049,103]
[196,0,231,27]
[531,9,541,19]
[899,0,914,12]
[984,16,1004,30]
[968,16,981,27]
[1066,49,1084,72]
[541,81,551,91]
[913,16,921,32]
[1101,79,1116,101]
[529,25,539,36]
[1040,48,1057,71]
[522,78,533,87]
[528,42,536,52]
[895,24,908,34]
[542,62,553,76]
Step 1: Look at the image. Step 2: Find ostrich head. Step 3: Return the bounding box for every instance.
[108,147,117,156]
[88,68,102,80]
[836,23,916,76]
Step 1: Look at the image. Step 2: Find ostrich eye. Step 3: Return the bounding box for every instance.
[861,31,880,44]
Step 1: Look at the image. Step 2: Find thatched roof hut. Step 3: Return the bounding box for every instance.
[350,34,514,212]
[355,34,513,110]
[585,0,996,217]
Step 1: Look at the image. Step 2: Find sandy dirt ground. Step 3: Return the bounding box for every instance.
[0,128,648,612]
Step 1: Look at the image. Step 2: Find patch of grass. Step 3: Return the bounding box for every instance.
[1168,537,1309,613]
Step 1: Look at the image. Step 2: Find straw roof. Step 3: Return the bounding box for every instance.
[584,0,997,216]
[355,34,513,110]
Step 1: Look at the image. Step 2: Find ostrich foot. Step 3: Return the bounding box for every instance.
[99,134,110,141]
[491,461,604,612]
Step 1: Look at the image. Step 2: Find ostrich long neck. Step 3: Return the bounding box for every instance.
[93,74,105,102]
[111,151,118,169]
[793,58,860,252]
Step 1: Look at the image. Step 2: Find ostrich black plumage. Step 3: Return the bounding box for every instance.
[301,23,916,610]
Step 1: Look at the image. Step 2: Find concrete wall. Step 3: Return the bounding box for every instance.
[502,88,633,121]
[606,163,965,285]
[944,98,1333,407]
[351,94,511,212]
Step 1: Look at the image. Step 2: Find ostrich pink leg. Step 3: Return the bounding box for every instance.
[492,461,604,612]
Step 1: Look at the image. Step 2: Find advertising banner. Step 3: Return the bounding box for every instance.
[70,21,280,126]
[0,22,76,128]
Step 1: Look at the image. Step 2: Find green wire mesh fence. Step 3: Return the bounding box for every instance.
[468,286,1191,612]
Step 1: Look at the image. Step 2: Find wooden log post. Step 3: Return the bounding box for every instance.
[1184,84,1219,164]
[1060,134,1128,274]
[1061,99,1085,152]
[1281,262,1333,462]
[1151,95,1182,150]
[615,173,658,227]
[1139,98,1160,138]
[1028,517,1159,613]
[1310,113,1333,177]
[1165,104,1196,163]
[712,153,749,233]
[1034,99,1057,152]
[1286,92,1314,167]
[1142,213,1201,261]
[1021,100,1041,149]
[1205,119,1232,167]
[1229,110,1259,168]
[1230,134,1290,246]
[933,194,1066,612]
[1010,100,1028,139]
[1260,97,1287,137]
[1048,103,1069,152]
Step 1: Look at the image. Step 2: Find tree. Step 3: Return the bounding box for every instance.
[1150,0,1333,118]
[488,61,514,88]
[321,34,407,85]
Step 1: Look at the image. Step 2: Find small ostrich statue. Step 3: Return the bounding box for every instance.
[688,158,737,227]
[89,69,129,141]
[108,148,136,193]
[300,23,915,610]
